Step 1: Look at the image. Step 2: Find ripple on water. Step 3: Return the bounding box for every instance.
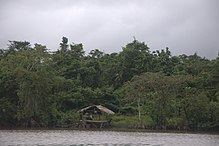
[0,130,218,146]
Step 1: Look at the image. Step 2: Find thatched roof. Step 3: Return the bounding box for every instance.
[79,105,115,115]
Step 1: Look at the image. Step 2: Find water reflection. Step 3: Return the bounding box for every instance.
[0,130,218,146]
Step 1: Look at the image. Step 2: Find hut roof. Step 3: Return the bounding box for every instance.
[79,105,115,115]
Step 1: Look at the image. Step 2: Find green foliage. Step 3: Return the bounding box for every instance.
[56,110,80,126]
[115,40,152,86]
[60,37,69,52]
[0,38,218,130]
[112,114,153,128]
[0,97,17,127]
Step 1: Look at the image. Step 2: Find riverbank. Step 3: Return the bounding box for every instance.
[1,127,218,135]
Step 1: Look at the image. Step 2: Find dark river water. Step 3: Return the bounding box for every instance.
[0,130,218,146]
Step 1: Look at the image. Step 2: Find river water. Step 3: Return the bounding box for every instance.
[0,130,218,146]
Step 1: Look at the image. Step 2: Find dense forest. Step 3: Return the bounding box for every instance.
[0,37,219,131]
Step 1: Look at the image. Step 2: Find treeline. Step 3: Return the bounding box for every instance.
[0,37,218,130]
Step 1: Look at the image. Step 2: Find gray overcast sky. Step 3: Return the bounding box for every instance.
[0,0,218,59]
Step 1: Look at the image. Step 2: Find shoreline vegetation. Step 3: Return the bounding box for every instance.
[0,37,219,132]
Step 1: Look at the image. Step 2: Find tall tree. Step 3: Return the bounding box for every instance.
[115,39,151,87]
[1,43,57,126]
[60,37,69,52]
[126,72,192,128]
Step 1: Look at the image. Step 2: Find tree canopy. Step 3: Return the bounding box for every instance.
[0,38,218,130]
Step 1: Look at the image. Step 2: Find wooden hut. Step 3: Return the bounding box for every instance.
[78,105,115,128]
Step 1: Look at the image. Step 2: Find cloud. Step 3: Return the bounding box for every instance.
[0,0,218,59]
